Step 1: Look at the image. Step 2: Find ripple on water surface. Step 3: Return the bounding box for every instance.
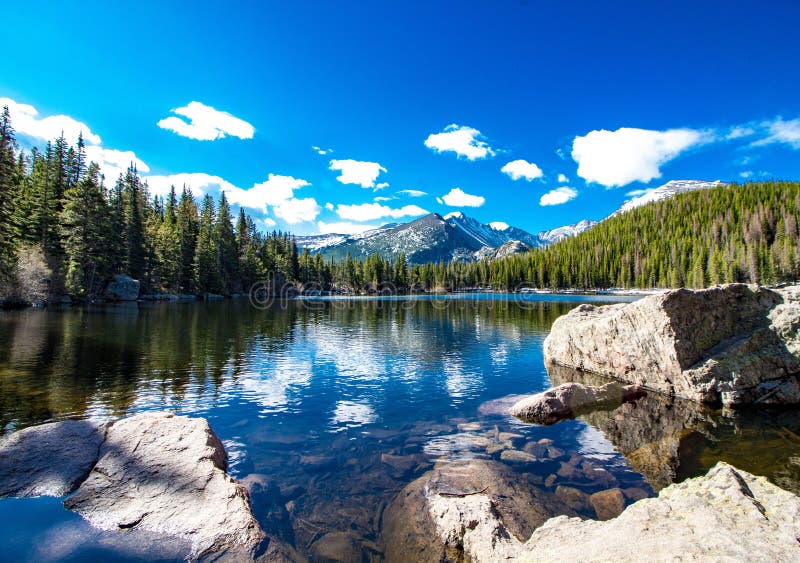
[1,295,800,560]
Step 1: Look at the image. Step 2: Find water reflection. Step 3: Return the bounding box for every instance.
[4,295,797,560]
[548,364,800,493]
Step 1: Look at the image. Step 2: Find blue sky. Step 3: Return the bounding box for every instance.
[2,0,800,235]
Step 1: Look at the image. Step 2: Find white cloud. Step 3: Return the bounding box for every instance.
[424,124,495,160]
[397,189,427,197]
[313,145,333,155]
[145,172,232,198]
[157,101,254,141]
[317,221,379,235]
[539,187,578,206]
[500,159,543,181]
[754,118,800,149]
[624,188,651,197]
[84,145,150,185]
[375,182,390,189]
[325,202,335,211]
[224,173,310,211]
[441,187,485,207]
[329,159,387,188]
[260,217,278,228]
[740,171,753,178]
[0,97,101,145]
[557,173,569,183]
[727,125,756,140]
[0,97,154,186]
[571,127,708,187]
[336,203,428,221]
[274,197,321,224]
[373,196,393,202]
[436,197,443,204]
[489,221,509,230]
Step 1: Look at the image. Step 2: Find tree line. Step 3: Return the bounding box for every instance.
[417,180,800,291]
[0,106,415,302]
[2,104,799,303]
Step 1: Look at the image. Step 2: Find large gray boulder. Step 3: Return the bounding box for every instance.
[104,274,140,301]
[544,284,800,407]
[387,461,800,562]
[509,382,645,424]
[518,462,800,561]
[63,412,264,559]
[0,420,107,497]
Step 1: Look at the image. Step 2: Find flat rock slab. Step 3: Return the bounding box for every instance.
[509,382,645,424]
[0,420,107,497]
[519,462,800,561]
[63,412,264,559]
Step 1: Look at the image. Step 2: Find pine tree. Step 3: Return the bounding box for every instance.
[214,193,238,294]
[122,166,146,281]
[60,163,110,296]
[194,195,219,293]
[0,106,18,280]
[177,186,199,292]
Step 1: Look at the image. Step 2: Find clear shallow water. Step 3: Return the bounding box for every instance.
[1,294,800,561]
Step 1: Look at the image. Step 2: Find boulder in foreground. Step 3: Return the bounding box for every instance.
[509,382,645,424]
[519,462,800,561]
[62,412,264,559]
[385,460,800,561]
[544,284,800,407]
[0,420,106,497]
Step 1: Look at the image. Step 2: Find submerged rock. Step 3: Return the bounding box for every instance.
[381,459,573,562]
[63,412,264,559]
[0,420,107,497]
[104,274,140,301]
[509,382,646,424]
[544,284,800,407]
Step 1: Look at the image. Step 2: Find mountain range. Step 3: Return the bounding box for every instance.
[296,180,724,264]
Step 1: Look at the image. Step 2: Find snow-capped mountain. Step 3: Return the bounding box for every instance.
[296,213,596,264]
[295,180,723,264]
[611,180,726,217]
[537,219,598,245]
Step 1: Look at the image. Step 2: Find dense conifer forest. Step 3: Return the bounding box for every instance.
[1,105,799,303]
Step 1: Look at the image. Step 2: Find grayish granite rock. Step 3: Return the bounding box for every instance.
[544,284,800,407]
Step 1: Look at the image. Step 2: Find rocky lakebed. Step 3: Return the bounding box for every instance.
[2,284,800,561]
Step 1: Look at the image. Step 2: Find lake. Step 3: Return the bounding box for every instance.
[1,294,800,561]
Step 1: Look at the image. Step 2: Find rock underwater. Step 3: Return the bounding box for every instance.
[544,283,800,407]
[0,412,266,561]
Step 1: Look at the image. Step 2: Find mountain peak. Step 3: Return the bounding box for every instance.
[444,211,465,220]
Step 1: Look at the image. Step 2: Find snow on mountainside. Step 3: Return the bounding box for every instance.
[295,212,597,264]
[612,180,726,217]
[537,219,598,245]
[294,180,722,264]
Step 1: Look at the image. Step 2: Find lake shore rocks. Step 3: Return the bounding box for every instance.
[385,461,800,561]
[509,381,646,424]
[0,420,107,497]
[381,459,573,562]
[0,412,265,560]
[104,274,141,301]
[544,283,800,407]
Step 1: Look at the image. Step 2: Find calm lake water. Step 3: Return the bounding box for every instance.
[2,294,800,561]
